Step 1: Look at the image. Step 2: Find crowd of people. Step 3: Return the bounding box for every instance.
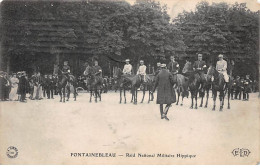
[0,71,59,102]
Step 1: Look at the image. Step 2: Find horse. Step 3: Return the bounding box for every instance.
[187,71,202,109]
[84,66,103,103]
[139,74,155,103]
[175,74,189,106]
[207,66,232,111]
[57,72,77,102]
[65,75,77,101]
[57,73,68,103]
[114,68,138,104]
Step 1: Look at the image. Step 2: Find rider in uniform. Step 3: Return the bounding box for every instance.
[193,53,207,91]
[123,59,132,75]
[62,61,71,80]
[93,60,102,77]
[167,55,179,86]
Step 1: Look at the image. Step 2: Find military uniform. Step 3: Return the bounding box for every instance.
[193,60,206,83]
[167,61,179,84]
[93,65,102,77]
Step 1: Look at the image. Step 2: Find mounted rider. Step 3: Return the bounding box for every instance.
[123,59,132,75]
[193,53,207,91]
[216,54,229,83]
[167,55,180,86]
[62,61,71,80]
[137,60,147,82]
[93,60,102,78]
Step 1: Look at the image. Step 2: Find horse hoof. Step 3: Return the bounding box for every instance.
[199,105,202,107]
[124,102,126,104]
[195,106,198,109]
[212,108,215,111]
[176,103,178,106]
[180,104,183,106]
[219,109,223,111]
[190,106,193,109]
[204,105,207,108]
[119,102,121,104]
[228,106,230,109]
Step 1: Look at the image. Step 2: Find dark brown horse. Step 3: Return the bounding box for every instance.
[140,74,155,104]
[57,73,77,103]
[114,68,139,104]
[84,66,103,103]
[207,66,231,111]
[175,74,189,106]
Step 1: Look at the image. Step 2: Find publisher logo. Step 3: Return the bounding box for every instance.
[6,146,18,159]
[232,148,250,157]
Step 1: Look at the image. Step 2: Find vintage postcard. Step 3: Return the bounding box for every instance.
[0,0,259,165]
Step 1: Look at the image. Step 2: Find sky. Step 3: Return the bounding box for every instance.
[126,0,260,18]
[0,0,259,19]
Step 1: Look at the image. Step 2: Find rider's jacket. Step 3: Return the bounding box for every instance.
[167,61,179,74]
[62,65,70,73]
[93,65,102,77]
[193,60,206,72]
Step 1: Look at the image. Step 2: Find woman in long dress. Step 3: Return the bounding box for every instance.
[9,73,19,101]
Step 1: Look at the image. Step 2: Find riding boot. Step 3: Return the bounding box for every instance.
[163,104,171,121]
[160,104,164,119]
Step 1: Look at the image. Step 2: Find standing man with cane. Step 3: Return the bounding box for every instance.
[153,64,176,121]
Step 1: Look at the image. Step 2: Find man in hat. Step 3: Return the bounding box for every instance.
[167,55,180,84]
[123,59,132,75]
[137,60,147,82]
[153,63,176,121]
[193,53,207,91]
[216,54,229,83]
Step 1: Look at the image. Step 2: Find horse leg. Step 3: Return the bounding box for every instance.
[194,91,198,109]
[90,90,92,102]
[119,88,122,104]
[59,89,62,102]
[141,87,145,103]
[190,92,193,109]
[181,92,184,106]
[124,88,126,104]
[176,90,180,105]
[74,85,77,101]
[148,88,150,103]
[63,87,65,103]
[134,87,137,104]
[131,88,134,103]
[212,91,216,111]
[95,88,98,103]
[66,86,70,101]
[227,88,230,109]
[205,89,209,108]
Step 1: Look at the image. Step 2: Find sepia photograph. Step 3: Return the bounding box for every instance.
[0,0,259,165]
